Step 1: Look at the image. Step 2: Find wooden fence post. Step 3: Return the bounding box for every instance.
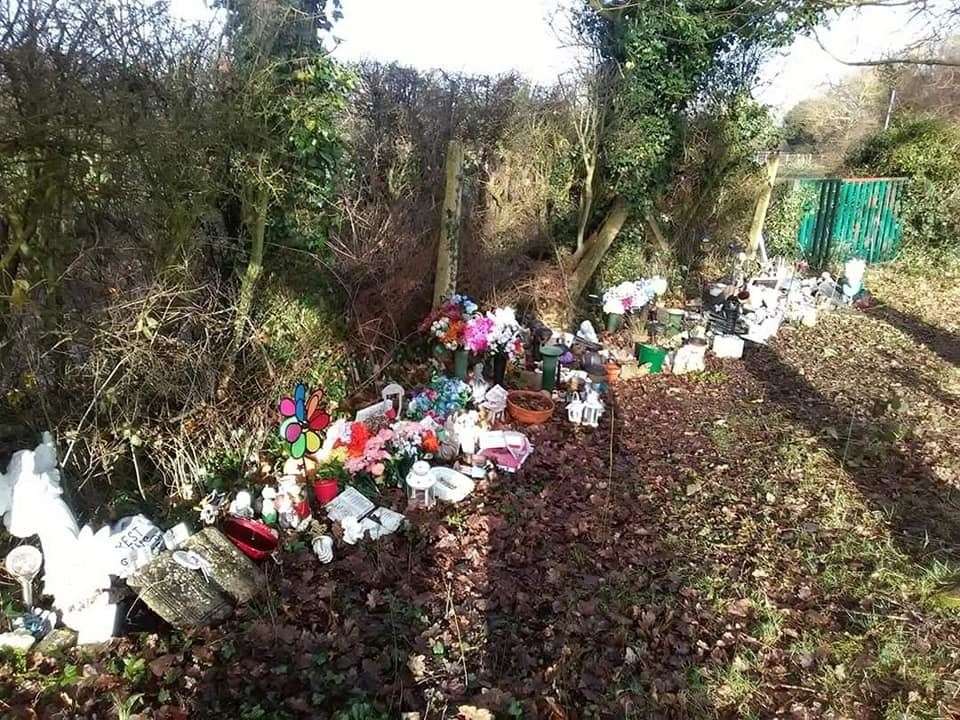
[747,152,781,259]
[433,139,465,308]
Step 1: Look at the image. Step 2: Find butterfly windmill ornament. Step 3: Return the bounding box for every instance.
[278,383,331,459]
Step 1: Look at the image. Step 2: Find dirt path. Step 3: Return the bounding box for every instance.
[4,262,960,720]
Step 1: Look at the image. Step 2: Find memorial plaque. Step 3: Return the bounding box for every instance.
[127,528,263,629]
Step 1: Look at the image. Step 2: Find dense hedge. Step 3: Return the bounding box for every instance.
[848,116,960,254]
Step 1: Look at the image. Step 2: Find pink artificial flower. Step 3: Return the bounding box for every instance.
[370,462,385,476]
[345,456,366,473]
[464,315,494,353]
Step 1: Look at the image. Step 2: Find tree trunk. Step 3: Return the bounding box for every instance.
[746,153,781,259]
[644,209,671,255]
[569,196,630,298]
[433,139,464,308]
[230,181,269,352]
[575,162,595,252]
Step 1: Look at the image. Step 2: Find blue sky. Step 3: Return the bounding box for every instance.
[169,0,928,115]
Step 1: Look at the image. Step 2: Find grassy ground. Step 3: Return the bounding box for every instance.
[2,257,959,719]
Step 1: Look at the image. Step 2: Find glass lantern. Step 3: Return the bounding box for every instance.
[406,461,437,510]
[582,389,604,428]
[566,395,584,425]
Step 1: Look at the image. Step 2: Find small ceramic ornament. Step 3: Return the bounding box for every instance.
[228,491,255,519]
[312,535,334,563]
[481,385,509,425]
[470,364,489,405]
[577,321,599,344]
[197,492,226,526]
[455,411,480,454]
[261,497,278,526]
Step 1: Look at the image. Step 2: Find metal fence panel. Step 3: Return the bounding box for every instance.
[794,177,906,267]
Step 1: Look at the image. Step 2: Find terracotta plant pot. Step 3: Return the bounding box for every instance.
[507,390,555,425]
[604,361,621,384]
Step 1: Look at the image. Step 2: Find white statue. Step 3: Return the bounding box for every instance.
[577,321,599,345]
[1,433,116,643]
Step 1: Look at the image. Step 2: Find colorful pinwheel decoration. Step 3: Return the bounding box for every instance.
[278,383,331,459]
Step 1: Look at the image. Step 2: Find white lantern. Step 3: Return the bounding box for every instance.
[566,395,584,425]
[406,461,437,510]
[582,389,604,428]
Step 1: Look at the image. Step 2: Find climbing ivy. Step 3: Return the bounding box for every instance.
[577,0,821,210]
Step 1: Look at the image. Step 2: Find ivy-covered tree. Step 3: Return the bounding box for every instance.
[216,0,353,352]
[566,0,821,292]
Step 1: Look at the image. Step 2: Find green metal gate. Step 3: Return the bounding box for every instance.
[795,177,908,267]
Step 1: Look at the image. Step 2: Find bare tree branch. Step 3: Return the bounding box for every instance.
[814,28,960,67]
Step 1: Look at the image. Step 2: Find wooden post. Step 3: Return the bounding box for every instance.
[746,152,781,259]
[433,139,465,308]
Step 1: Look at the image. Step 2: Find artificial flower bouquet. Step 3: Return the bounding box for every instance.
[420,294,479,351]
[339,422,393,479]
[406,375,472,422]
[384,417,445,486]
[332,414,453,489]
[485,307,523,359]
[602,277,668,315]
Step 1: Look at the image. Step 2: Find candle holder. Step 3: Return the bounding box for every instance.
[5,546,43,609]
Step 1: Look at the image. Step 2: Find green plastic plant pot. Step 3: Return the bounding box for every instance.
[539,344,563,392]
[638,344,667,374]
[453,349,469,379]
[606,312,623,332]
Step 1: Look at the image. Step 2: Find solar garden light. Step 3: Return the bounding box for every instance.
[5,546,43,608]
